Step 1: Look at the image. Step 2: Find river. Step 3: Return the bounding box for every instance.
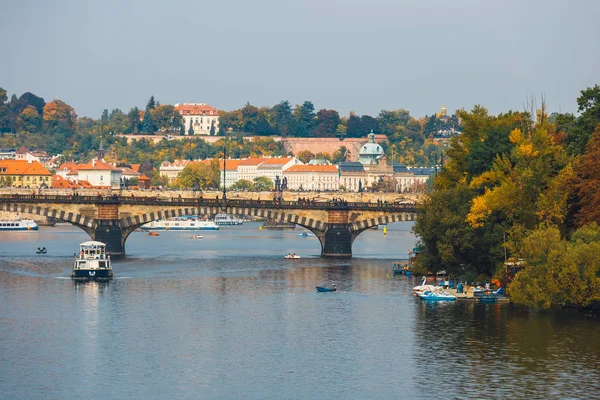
[1,222,598,399]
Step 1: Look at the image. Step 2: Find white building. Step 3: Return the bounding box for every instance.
[283,165,339,191]
[175,103,220,136]
[159,160,193,183]
[75,159,122,189]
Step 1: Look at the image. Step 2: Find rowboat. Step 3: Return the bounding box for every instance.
[316,285,336,292]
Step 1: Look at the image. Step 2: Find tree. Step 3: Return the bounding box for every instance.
[297,150,314,164]
[241,102,260,133]
[252,176,274,191]
[231,179,253,190]
[176,161,219,189]
[272,100,293,136]
[314,109,340,137]
[146,96,156,110]
[575,125,600,226]
[150,105,183,132]
[292,101,315,137]
[16,106,41,133]
[210,120,216,136]
[507,225,600,309]
[142,105,154,134]
[127,107,141,134]
[188,118,194,135]
[565,84,600,155]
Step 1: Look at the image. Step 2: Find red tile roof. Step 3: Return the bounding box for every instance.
[0,160,52,176]
[175,103,219,116]
[285,165,338,173]
[76,160,120,171]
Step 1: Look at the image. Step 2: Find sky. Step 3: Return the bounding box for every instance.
[1,0,599,119]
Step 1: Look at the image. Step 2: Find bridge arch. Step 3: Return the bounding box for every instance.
[1,203,95,232]
[350,212,418,232]
[121,205,327,232]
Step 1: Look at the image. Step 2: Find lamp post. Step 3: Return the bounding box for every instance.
[222,139,227,201]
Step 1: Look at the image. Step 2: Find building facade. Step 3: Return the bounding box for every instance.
[0,159,52,188]
[283,165,339,191]
[175,103,220,136]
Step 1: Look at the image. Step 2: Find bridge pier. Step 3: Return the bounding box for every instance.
[91,221,125,257]
[319,224,354,258]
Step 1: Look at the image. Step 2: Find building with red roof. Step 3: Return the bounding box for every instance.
[0,159,52,188]
[175,102,219,136]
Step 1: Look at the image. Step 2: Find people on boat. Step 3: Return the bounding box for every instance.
[331,284,336,291]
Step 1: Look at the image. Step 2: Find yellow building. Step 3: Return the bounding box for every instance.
[0,159,52,188]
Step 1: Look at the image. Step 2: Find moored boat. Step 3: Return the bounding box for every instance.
[419,290,456,301]
[214,214,243,226]
[0,218,38,231]
[142,217,219,231]
[71,241,113,281]
[298,232,314,237]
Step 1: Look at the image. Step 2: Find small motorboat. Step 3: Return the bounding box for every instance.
[419,290,456,301]
[284,253,301,259]
[36,247,47,254]
[316,284,337,292]
[297,232,313,237]
[148,231,160,236]
[191,234,203,239]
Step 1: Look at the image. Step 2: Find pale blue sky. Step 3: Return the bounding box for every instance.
[1,0,598,119]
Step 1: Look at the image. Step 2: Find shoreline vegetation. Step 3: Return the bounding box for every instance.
[412,85,600,310]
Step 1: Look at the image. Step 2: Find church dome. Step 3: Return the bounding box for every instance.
[358,131,384,165]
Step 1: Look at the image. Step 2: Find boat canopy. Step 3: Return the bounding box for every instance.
[79,241,107,248]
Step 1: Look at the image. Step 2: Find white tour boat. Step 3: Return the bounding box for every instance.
[142,217,219,231]
[0,218,38,231]
[72,241,113,281]
[214,214,243,226]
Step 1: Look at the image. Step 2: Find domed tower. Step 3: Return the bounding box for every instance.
[358,131,384,165]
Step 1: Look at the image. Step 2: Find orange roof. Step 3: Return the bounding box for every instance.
[238,157,265,166]
[138,175,150,181]
[259,157,293,165]
[58,162,78,171]
[0,159,52,176]
[77,159,120,171]
[285,165,338,173]
[51,175,93,189]
[175,103,219,116]
[131,164,141,172]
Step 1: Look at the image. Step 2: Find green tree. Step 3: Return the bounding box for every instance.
[292,101,315,137]
[314,109,340,137]
[176,161,219,189]
[252,176,274,191]
[142,107,153,134]
[231,179,253,190]
[16,106,41,133]
[297,150,314,164]
[127,107,141,134]
[150,105,183,132]
[210,120,216,136]
[565,84,600,155]
[272,100,293,136]
[188,118,194,135]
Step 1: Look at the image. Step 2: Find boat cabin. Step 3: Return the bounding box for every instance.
[74,241,111,270]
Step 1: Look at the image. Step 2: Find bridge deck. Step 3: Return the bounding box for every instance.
[0,194,417,213]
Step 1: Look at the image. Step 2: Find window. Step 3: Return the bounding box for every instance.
[100,175,103,181]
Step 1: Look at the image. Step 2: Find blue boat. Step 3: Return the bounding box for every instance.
[316,285,336,292]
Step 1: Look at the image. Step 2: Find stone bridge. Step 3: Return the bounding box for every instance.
[0,194,418,258]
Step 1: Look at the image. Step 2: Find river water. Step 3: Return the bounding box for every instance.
[1,223,598,399]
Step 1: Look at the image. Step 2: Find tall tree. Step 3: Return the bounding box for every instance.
[292,101,315,137]
[314,109,340,137]
[127,107,141,134]
[142,105,154,134]
[575,125,600,226]
[565,84,600,155]
[272,100,293,136]
[188,118,194,135]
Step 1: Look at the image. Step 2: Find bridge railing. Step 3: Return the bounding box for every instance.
[0,194,418,213]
